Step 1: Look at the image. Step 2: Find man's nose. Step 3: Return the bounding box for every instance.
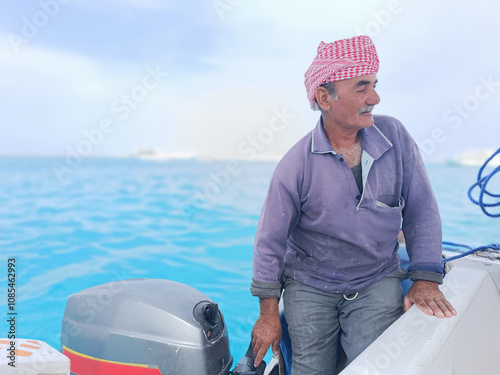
[367,89,380,106]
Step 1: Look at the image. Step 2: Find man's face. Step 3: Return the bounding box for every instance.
[324,74,380,131]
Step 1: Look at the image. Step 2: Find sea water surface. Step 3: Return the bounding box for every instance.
[0,157,498,364]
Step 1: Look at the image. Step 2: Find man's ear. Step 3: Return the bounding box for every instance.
[315,86,332,111]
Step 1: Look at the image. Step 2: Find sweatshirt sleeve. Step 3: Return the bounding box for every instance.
[401,138,444,284]
[251,174,301,298]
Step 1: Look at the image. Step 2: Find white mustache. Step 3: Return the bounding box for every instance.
[358,105,375,115]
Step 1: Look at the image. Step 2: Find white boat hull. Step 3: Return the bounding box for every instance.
[342,254,500,374]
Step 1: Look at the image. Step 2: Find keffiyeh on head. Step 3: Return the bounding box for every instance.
[304,36,379,110]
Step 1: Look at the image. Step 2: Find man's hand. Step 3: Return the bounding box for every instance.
[403,280,457,318]
[251,298,282,367]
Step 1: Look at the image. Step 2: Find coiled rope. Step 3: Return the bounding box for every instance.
[442,149,500,266]
[467,148,500,217]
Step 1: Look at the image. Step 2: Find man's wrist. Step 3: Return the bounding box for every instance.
[259,298,279,316]
[409,270,444,284]
[412,280,438,287]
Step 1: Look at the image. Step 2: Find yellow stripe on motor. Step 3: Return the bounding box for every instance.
[63,346,152,368]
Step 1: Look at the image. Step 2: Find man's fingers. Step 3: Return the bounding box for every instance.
[272,338,281,357]
[414,297,458,318]
[253,338,281,367]
[443,299,457,316]
[254,346,266,368]
[404,294,440,316]
[251,330,257,353]
[437,300,451,317]
[435,298,457,318]
[402,296,413,313]
[426,299,445,318]
[439,296,457,316]
[252,334,263,366]
[414,298,435,316]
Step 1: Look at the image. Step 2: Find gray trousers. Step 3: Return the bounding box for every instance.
[283,266,407,375]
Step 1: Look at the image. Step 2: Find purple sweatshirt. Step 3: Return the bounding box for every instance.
[251,115,443,298]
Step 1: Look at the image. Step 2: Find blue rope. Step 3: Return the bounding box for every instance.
[467,148,500,217]
[441,150,500,268]
[441,241,472,254]
[443,243,500,264]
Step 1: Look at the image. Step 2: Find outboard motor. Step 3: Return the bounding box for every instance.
[60,279,232,374]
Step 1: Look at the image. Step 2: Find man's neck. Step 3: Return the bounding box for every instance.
[322,115,363,168]
[322,116,361,149]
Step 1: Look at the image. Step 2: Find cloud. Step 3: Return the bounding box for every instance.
[0,36,313,158]
[1,0,500,160]
[0,43,150,155]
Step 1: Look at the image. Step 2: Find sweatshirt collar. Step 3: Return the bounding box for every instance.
[311,116,393,160]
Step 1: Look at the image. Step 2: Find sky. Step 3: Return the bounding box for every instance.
[1,0,500,162]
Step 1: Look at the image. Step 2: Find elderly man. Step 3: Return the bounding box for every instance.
[250,36,456,374]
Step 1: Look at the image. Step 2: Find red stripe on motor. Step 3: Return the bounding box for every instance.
[63,347,162,375]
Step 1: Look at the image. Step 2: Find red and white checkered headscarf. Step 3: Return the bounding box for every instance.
[304,36,379,110]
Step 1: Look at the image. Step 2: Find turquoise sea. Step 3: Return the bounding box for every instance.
[0,157,498,364]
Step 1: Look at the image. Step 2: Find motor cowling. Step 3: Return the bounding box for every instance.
[60,278,232,375]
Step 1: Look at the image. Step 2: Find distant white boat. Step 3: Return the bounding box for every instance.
[448,149,500,167]
[132,148,197,161]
